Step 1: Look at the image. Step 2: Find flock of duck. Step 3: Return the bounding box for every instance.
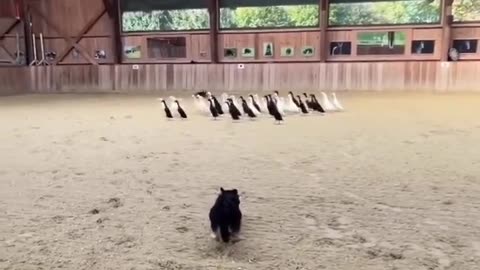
[159,91,344,124]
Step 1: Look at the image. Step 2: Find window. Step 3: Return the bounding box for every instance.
[453,0,480,22]
[121,0,209,32]
[329,0,441,26]
[357,32,406,55]
[219,0,319,29]
[147,37,187,58]
[411,40,435,54]
[330,42,351,55]
[453,40,478,53]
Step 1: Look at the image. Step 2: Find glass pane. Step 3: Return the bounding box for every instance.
[330,42,352,55]
[453,40,478,53]
[219,0,319,29]
[357,32,406,55]
[411,40,435,54]
[329,0,441,26]
[121,0,209,32]
[453,0,480,22]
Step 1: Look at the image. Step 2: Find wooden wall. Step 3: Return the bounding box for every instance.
[0,0,16,17]
[328,28,443,61]
[26,0,115,64]
[452,25,480,60]
[121,33,211,63]
[218,31,321,62]
[0,0,24,66]
[4,0,480,66]
[1,62,478,94]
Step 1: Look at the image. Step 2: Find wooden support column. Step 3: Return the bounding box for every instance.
[20,0,31,65]
[441,0,454,61]
[319,0,328,62]
[209,0,218,63]
[105,0,122,64]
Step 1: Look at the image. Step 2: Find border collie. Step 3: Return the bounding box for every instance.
[209,188,242,243]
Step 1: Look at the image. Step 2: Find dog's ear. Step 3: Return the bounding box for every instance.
[220,187,225,193]
[232,189,238,195]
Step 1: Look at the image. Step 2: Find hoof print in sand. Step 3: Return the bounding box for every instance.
[89,208,100,215]
[176,226,189,233]
[107,198,123,208]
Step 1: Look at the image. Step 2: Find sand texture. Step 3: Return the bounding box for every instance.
[1,93,480,270]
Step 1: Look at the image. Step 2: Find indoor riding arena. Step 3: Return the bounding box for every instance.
[1,0,480,269]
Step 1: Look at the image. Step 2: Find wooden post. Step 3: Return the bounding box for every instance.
[19,0,32,65]
[319,0,328,62]
[209,0,218,63]
[441,0,454,61]
[108,0,123,64]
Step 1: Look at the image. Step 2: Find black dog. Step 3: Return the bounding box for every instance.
[209,188,242,243]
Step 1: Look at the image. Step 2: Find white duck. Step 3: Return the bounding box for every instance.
[221,93,230,113]
[257,94,268,113]
[229,95,241,110]
[168,96,178,110]
[321,92,336,112]
[253,94,268,112]
[286,92,300,113]
[331,93,344,111]
[192,94,209,114]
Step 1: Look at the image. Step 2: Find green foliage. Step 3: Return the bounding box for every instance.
[329,0,441,26]
[121,0,480,32]
[453,0,480,21]
[122,9,209,31]
[220,5,318,29]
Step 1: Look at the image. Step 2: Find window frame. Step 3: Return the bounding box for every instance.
[327,0,443,28]
[119,0,211,34]
[217,0,322,32]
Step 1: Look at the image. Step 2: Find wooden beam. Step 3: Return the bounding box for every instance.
[209,0,218,63]
[28,5,99,65]
[110,0,123,64]
[0,19,20,38]
[441,0,454,61]
[319,0,328,62]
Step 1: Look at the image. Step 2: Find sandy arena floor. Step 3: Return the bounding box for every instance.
[0,92,480,270]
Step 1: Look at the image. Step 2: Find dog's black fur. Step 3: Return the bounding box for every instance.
[209,188,242,243]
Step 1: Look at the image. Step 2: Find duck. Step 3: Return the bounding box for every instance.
[310,94,325,113]
[240,96,257,119]
[303,93,313,110]
[272,91,285,116]
[226,100,241,120]
[175,100,188,119]
[208,98,219,119]
[286,91,300,113]
[159,99,173,119]
[265,95,274,116]
[220,93,230,113]
[296,95,309,114]
[258,94,269,113]
[289,91,301,108]
[331,93,344,111]
[249,94,262,114]
[227,98,242,117]
[195,90,208,98]
[192,94,209,114]
[321,92,336,112]
[211,94,224,115]
[270,98,284,124]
